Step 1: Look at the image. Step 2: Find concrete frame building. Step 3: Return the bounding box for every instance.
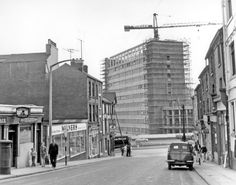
[102,39,194,135]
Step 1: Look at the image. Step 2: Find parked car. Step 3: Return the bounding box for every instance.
[135,138,148,142]
[166,142,194,170]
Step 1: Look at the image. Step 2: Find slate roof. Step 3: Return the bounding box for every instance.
[103,92,117,104]
[0,53,47,63]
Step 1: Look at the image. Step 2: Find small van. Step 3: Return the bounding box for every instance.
[166,142,194,170]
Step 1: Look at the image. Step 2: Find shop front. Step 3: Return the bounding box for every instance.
[51,120,88,161]
[0,104,44,168]
[88,125,99,158]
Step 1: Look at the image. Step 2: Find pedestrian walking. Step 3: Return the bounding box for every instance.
[30,147,37,167]
[121,146,124,156]
[123,144,127,156]
[201,145,207,162]
[40,142,47,167]
[126,144,131,157]
[48,138,59,168]
[194,141,201,165]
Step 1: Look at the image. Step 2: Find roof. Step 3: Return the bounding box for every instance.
[103,92,117,104]
[0,53,47,63]
[198,65,209,79]
[205,27,223,59]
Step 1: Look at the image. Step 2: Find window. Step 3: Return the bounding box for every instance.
[212,84,215,94]
[219,78,223,89]
[231,102,235,132]
[93,105,95,121]
[96,84,98,97]
[96,105,98,121]
[217,45,222,66]
[227,0,232,20]
[230,42,235,75]
[89,82,91,97]
[167,82,172,94]
[92,83,95,97]
[89,104,92,122]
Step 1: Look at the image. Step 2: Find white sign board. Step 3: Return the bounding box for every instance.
[52,123,87,135]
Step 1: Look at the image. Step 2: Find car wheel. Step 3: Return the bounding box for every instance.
[168,164,171,170]
[189,164,193,171]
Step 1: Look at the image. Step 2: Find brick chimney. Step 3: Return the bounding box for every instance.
[71,58,83,71]
[83,65,88,73]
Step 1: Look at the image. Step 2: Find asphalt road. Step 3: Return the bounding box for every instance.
[1,146,208,185]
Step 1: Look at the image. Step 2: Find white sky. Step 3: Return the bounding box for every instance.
[0,0,222,87]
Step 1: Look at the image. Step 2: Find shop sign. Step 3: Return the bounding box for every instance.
[16,107,30,118]
[0,117,7,124]
[52,123,86,135]
[20,117,39,124]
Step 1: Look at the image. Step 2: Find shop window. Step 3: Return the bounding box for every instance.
[20,126,32,144]
[69,131,86,156]
[54,134,65,159]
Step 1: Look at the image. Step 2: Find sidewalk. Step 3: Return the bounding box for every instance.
[0,155,119,181]
[194,160,236,185]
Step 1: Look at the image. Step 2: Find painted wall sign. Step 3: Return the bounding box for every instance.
[52,123,87,135]
[0,117,7,124]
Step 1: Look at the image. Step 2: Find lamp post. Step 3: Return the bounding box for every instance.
[48,59,75,144]
[182,104,186,142]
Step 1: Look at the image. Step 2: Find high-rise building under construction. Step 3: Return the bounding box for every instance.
[101,39,194,135]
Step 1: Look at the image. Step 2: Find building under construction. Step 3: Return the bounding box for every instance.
[101,38,194,135]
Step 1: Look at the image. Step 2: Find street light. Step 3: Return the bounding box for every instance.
[182,105,186,142]
[48,59,75,144]
[172,99,186,141]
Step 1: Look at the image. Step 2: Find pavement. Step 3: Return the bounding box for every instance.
[194,160,236,185]
[0,155,236,185]
[0,155,120,181]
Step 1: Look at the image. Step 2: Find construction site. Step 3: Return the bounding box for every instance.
[100,14,210,135]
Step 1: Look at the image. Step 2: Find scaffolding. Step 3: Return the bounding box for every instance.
[101,38,194,134]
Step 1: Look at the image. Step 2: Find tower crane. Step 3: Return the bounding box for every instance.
[124,13,221,39]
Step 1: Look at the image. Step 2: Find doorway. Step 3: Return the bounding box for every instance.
[9,125,18,167]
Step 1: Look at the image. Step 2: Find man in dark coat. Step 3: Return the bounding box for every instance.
[126,144,131,157]
[48,138,59,168]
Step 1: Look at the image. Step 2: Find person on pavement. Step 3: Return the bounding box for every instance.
[40,142,47,167]
[201,145,207,162]
[48,138,59,168]
[194,141,201,165]
[30,147,37,167]
[126,144,131,157]
[121,146,124,156]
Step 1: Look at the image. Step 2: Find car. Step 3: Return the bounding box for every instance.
[135,138,148,143]
[166,142,194,170]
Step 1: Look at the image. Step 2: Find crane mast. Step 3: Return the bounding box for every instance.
[124,13,221,39]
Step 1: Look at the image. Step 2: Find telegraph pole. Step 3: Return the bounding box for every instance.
[182,105,186,141]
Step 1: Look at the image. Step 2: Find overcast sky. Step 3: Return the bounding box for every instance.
[0,0,222,86]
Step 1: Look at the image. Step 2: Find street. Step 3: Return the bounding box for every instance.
[1,146,208,185]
